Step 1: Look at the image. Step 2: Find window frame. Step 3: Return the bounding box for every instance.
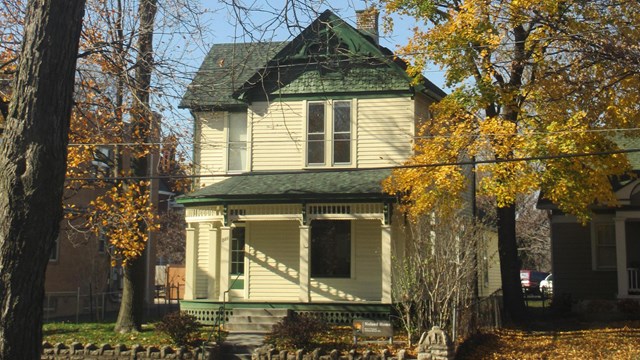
[305,100,354,167]
[49,235,59,262]
[309,219,353,279]
[227,112,248,173]
[591,217,617,271]
[230,225,246,276]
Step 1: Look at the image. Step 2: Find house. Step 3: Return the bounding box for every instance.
[177,9,457,323]
[540,138,640,304]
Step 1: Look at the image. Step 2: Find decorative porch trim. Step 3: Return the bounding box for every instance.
[180,300,392,325]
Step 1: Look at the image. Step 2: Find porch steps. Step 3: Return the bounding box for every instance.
[220,332,266,360]
[223,308,289,333]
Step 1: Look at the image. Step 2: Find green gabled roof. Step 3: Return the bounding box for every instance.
[179,42,287,110]
[234,10,445,101]
[177,169,394,205]
[179,10,445,110]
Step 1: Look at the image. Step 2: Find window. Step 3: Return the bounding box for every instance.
[228,113,247,172]
[594,222,616,270]
[49,235,59,262]
[310,220,351,278]
[306,100,352,166]
[307,103,325,165]
[230,226,245,275]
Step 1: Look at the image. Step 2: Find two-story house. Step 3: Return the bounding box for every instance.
[177,9,460,324]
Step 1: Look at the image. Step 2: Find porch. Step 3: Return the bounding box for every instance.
[615,211,640,298]
[179,300,392,325]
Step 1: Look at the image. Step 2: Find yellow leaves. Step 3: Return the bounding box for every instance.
[85,180,160,265]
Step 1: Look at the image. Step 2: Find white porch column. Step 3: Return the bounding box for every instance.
[299,225,311,302]
[219,226,231,301]
[184,224,198,300]
[381,224,392,303]
[208,224,220,299]
[615,216,628,298]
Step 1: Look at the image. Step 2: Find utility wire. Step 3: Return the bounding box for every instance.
[65,147,640,182]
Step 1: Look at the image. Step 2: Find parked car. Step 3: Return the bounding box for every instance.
[540,273,553,296]
[520,270,549,295]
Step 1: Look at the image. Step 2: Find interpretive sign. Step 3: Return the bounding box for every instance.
[353,318,393,345]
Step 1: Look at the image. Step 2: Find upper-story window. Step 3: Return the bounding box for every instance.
[228,112,247,172]
[306,100,352,166]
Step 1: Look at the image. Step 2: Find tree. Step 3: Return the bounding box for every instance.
[382,0,639,322]
[393,210,483,344]
[0,1,86,358]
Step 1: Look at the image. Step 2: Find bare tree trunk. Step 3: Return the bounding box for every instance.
[114,0,157,333]
[497,204,526,322]
[0,1,86,358]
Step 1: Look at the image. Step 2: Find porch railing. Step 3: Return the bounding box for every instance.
[628,268,640,293]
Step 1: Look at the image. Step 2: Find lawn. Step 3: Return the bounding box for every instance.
[456,320,640,360]
[42,322,216,347]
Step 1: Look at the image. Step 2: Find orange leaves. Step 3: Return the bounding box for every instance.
[86,180,160,265]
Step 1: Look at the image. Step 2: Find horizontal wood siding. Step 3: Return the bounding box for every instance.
[196,223,210,298]
[357,98,414,167]
[195,111,226,185]
[246,221,300,301]
[250,102,303,171]
[310,220,382,301]
[478,231,502,297]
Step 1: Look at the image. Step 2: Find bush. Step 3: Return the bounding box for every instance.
[155,311,200,346]
[618,299,640,314]
[265,312,329,350]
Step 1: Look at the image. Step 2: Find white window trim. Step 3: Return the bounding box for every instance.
[303,99,356,168]
[225,111,249,174]
[591,215,617,271]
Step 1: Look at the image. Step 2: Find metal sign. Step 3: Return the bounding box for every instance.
[353,319,393,337]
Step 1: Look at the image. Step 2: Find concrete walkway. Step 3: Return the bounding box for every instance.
[221,332,267,360]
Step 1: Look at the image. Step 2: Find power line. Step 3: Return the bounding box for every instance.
[65,147,640,182]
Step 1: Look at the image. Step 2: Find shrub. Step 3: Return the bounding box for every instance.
[265,312,329,350]
[618,299,640,314]
[155,311,200,346]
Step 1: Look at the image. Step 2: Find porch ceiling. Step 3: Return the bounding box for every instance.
[177,169,395,205]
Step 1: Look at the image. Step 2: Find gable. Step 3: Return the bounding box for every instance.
[234,10,428,102]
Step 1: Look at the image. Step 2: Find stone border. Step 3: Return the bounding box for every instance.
[41,341,219,359]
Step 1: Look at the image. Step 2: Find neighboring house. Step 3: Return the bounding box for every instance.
[540,140,640,303]
[178,9,496,323]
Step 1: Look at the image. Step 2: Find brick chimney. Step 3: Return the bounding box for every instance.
[356,8,379,44]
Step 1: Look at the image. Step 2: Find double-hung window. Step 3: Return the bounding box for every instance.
[306,100,352,166]
[228,113,247,172]
[593,221,616,270]
[310,220,351,278]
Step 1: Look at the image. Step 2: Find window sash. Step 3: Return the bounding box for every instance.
[310,220,351,278]
[307,103,325,165]
[228,113,247,172]
[230,227,245,275]
[595,223,616,269]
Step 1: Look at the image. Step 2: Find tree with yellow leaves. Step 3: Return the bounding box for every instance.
[382,0,640,321]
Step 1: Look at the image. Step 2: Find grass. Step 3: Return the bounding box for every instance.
[42,322,219,347]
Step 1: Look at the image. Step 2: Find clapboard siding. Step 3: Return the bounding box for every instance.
[195,111,226,185]
[195,223,210,298]
[249,102,304,170]
[310,220,382,301]
[246,221,300,301]
[356,98,414,167]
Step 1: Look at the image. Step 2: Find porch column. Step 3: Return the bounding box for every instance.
[208,224,219,299]
[219,226,231,301]
[299,225,311,302]
[381,224,392,303]
[184,224,198,300]
[615,216,628,298]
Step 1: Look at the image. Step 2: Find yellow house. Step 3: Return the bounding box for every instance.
[177,9,452,325]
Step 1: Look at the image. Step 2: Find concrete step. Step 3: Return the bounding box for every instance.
[232,308,290,317]
[224,322,276,332]
[227,315,282,324]
[220,332,266,360]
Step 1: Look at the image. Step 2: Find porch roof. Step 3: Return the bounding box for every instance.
[177,169,394,205]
